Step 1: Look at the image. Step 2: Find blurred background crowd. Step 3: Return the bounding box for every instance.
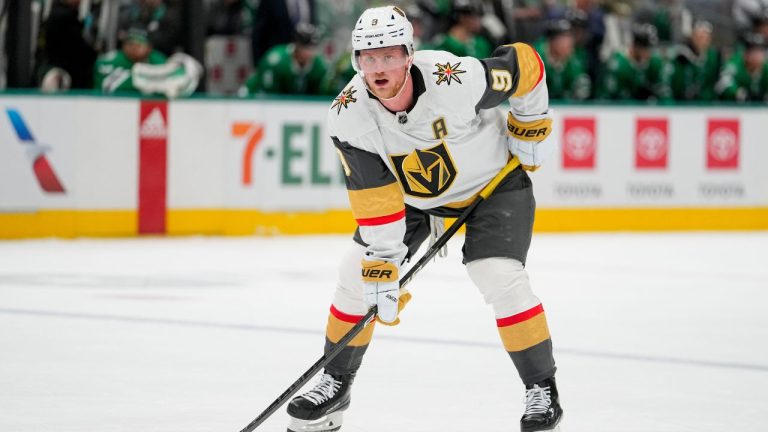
[1,0,767,102]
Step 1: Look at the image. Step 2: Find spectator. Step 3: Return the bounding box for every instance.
[733,0,768,33]
[429,0,493,58]
[241,23,329,95]
[534,19,591,100]
[95,27,202,97]
[753,8,768,38]
[566,8,600,89]
[643,0,693,45]
[251,0,315,66]
[36,0,98,90]
[669,20,720,101]
[207,0,251,36]
[715,32,768,102]
[118,0,182,56]
[598,23,672,101]
[508,0,546,43]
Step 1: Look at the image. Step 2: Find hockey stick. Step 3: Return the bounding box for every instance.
[239,156,521,432]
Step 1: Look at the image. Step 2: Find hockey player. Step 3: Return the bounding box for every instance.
[287,6,562,432]
[597,23,672,102]
[241,23,330,96]
[534,19,591,101]
[94,27,201,97]
[715,32,768,102]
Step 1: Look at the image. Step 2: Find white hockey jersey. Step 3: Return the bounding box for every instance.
[328,43,549,261]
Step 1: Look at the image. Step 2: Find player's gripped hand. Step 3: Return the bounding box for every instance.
[361,257,410,325]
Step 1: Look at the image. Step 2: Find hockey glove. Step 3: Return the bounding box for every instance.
[362,257,411,326]
[507,110,555,171]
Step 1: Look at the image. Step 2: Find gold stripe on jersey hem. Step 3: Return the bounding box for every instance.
[347,183,405,220]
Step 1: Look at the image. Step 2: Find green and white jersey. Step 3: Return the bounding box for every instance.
[715,53,768,102]
[669,44,720,101]
[93,49,167,93]
[598,51,672,101]
[533,40,591,100]
[244,43,329,95]
[428,33,493,59]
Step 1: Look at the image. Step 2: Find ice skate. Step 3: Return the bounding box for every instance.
[520,376,563,432]
[287,372,354,432]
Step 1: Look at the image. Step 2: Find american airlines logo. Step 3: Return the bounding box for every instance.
[5,108,66,193]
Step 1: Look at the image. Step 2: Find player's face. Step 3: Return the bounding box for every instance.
[124,40,151,63]
[358,46,410,99]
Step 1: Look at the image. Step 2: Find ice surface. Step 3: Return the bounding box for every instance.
[1,233,767,432]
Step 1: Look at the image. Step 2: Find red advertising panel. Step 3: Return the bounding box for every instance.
[635,118,668,169]
[707,119,740,170]
[138,101,168,234]
[562,117,596,169]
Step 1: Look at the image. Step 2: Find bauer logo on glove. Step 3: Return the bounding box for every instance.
[361,260,397,281]
[507,114,552,141]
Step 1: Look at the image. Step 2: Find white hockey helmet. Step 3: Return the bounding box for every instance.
[351,5,414,75]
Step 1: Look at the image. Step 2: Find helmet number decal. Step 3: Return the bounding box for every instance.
[490,69,513,92]
[372,18,378,25]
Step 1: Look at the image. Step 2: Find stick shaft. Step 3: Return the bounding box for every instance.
[240,157,520,431]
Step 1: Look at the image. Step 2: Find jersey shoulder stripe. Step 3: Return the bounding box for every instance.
[508,42,545,97]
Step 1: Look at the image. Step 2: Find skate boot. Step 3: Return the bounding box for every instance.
[520,376,563,432]
[287,371,354,432]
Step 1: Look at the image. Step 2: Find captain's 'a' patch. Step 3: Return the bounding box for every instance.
[433,61,467,86]
[389,142,457,198]
[331,87,358,114]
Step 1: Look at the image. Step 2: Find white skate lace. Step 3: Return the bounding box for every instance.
[302,373,341,405]
[523,384,552,416]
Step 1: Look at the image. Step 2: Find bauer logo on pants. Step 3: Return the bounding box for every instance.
[389,141,457,198]
[562,117,596,169]
[635,118,669,170]
[706,119,739,170]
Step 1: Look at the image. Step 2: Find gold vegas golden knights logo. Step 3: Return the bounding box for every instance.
[389,142,457,198]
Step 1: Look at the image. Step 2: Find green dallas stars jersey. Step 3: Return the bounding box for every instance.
[428,33,493,59]
[598,51,673,101]
[715,52,768,102]
[533,40,591,100]
[244,43,330,95]
[93,49,167,93]
[669,44,720,101]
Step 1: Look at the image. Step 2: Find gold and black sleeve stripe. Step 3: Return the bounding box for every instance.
[475,43,545,111]
[332,137,405,226]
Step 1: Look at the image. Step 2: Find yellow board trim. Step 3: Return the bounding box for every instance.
[2,207,768,239]
[0,210,137,239]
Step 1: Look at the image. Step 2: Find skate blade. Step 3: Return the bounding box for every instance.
[287,411,343,432]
